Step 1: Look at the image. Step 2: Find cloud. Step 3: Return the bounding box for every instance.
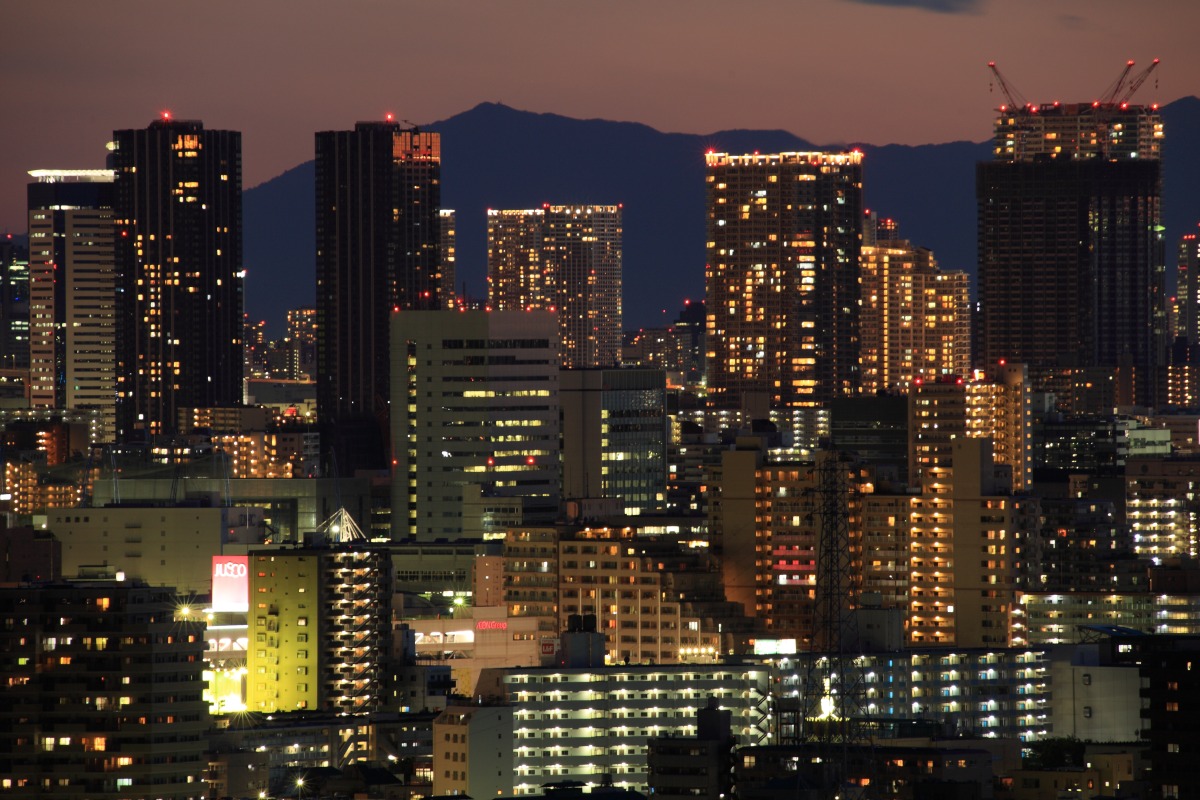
[844,0,982,13]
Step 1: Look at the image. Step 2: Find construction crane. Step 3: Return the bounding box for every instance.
[1118,58,1160,105]
[987,61,1027,111]
[1099,60,1136,106]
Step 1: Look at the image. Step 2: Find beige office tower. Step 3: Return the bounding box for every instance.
[390,309,561,540]
[26,169,116,443]
[860,239,970,393]
[487,205,623,368]
[909,362,1031,490]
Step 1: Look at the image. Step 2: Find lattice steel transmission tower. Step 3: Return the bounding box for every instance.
[799,448,869,792]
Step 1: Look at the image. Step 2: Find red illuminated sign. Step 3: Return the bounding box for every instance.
[476,620,508,631]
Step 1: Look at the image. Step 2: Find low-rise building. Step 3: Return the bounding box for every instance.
[477,662,772,795]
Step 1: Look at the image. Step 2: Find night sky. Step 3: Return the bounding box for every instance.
[2,0,1197,233]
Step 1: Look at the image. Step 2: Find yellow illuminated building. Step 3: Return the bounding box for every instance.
[908,438,1032,648]
[246,546,391,715]
[909,362,1031,490]
[860,239,969,393]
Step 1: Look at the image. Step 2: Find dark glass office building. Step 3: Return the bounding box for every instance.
[111,117,244,440]
[315,121,442,475]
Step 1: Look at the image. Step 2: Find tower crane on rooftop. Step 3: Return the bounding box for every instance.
[987,62,1027,112]
[1099,60,1136,106]
[1118,58,1160,105]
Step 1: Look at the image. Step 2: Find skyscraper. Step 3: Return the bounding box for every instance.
[27,169,117,442]
[704,152,864,412]
[488,209,547,313]
[111,116,244,441]
[315,121,442,474]
[977,101,1166,407]
[286,306,318,381]
[487,205,623,368]
[560,367,668,514]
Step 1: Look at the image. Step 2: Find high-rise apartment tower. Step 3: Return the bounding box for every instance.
[487,205,623,368]
[859,223,970,393]
[704,152,863,411]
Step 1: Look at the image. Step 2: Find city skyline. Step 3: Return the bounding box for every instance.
[6,4,1200,797]
[2,1,1198,235]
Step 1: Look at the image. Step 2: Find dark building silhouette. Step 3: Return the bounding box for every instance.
[0,580,209,797]
[111,116,244,440]
[0,524,61,582]
[1109,633,1200,800]
[977,102,1166,407]
[0,234,29,371]
[315,121,442,475]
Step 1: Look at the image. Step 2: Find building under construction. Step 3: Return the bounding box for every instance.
[977,61,1167,410]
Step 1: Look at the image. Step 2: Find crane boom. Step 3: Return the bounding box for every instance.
[1099,60,1136,105]
[1119,58,1160,104]
[987,62,1027,111]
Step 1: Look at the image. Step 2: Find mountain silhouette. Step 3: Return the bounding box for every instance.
[244,98,1200,335]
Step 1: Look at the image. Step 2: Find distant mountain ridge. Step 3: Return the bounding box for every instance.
[244,97,1200,335]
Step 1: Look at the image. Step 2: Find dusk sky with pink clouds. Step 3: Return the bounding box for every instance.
[1,0,1196,231]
